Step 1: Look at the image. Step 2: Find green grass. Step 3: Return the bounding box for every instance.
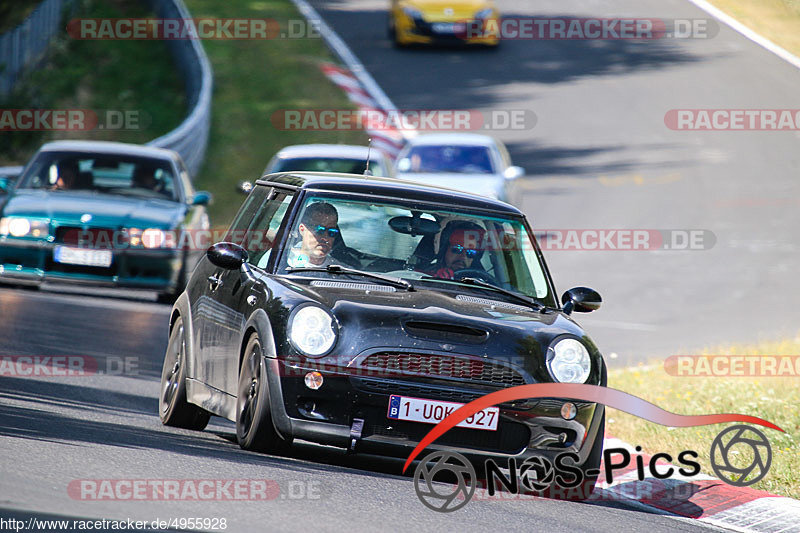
[608,337,800,499]
[185,0,366,225]
[709,0,800,57]
[0,0,185,165]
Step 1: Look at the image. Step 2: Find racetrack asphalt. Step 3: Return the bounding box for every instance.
[2,0,798,530]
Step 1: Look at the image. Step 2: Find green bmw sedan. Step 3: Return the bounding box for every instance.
[0,140,212,302]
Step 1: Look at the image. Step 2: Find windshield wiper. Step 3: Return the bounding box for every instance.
[286,264,415,292]
[422,275,546,312]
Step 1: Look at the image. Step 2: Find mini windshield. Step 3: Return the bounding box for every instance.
[396,145,494,174]
[18,151,178,201]
[278,193,554,305]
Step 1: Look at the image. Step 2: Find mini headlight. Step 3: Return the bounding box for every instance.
[288,306,337,357]
[547,338,591,383]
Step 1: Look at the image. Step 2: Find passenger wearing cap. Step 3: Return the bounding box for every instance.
[426,222,485,280]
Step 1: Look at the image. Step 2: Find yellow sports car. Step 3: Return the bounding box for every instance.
[389,0,500,47]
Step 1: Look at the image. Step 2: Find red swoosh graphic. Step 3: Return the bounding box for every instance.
[402,383,783,473]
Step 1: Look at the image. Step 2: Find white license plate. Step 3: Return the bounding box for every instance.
[387,394,499,431]
[432,22,464,34]
[53,246,113,268]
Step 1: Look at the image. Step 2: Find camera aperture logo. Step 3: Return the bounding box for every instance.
[406,384,781,511]
[710,425,772,486]
[413,451,476,512]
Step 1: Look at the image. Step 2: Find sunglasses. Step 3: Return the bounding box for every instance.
[310,224,340,238]
[450,244,478,258]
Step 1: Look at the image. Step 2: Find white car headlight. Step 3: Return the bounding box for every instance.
[475,8,494,19]
[547,338,591,383]
[0,217,49,238]
[142,228,166,249]
[288,306,337,357]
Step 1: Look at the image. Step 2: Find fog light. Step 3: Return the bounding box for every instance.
[560,402,577,420]
[304,371,324,390]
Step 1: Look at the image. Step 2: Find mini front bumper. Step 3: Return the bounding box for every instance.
[264,357,604,465]
[0,237,183,290]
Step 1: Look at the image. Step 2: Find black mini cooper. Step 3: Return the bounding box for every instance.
[160,172,606,484]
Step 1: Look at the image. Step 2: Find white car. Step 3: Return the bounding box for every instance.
[394,133,524,202]
[263,144,394,178]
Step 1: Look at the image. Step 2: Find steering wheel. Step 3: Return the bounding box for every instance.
[453,268,500,287]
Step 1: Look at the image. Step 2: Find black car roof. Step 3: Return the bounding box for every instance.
[256,172,523,216]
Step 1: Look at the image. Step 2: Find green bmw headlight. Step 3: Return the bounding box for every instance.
[0,217,50,238]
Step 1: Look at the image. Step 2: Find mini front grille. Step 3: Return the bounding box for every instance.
[361,352,526,387]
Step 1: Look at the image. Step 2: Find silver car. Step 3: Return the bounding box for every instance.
[263,144,394,178]
[394,133,524,202]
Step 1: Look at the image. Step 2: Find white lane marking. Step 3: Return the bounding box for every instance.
[686,0,800,70]
[701,497,800,532]
[288,0,413,142]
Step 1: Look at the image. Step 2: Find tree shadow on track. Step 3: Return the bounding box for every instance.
[313,4,710,109]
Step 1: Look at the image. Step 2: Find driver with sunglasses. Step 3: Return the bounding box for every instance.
[286,201,346,268]
[426,221,485,280]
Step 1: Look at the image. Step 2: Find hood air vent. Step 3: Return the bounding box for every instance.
[403,321,489,344]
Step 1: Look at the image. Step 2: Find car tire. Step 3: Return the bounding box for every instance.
[235,333,292,453]
[159,317,211,430]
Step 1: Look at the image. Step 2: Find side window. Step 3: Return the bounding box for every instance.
[225,186,269,245]
[247,190,294,268]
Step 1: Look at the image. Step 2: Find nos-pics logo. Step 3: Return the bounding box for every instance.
[413,424,773,512]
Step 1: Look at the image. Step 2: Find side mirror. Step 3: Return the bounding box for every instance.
[207,242,248,270]
[504,166,524,180]
[192,191,212,206]
[561,287,602,315]
[237,181,253,195]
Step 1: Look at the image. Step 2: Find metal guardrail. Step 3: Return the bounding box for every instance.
[143,0,213,177]
[0,0,212,178]
[0,0,71,97]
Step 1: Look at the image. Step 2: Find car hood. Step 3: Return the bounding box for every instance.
[395,172,503,200]
[2,190,184,228]
[274,277,603,384]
